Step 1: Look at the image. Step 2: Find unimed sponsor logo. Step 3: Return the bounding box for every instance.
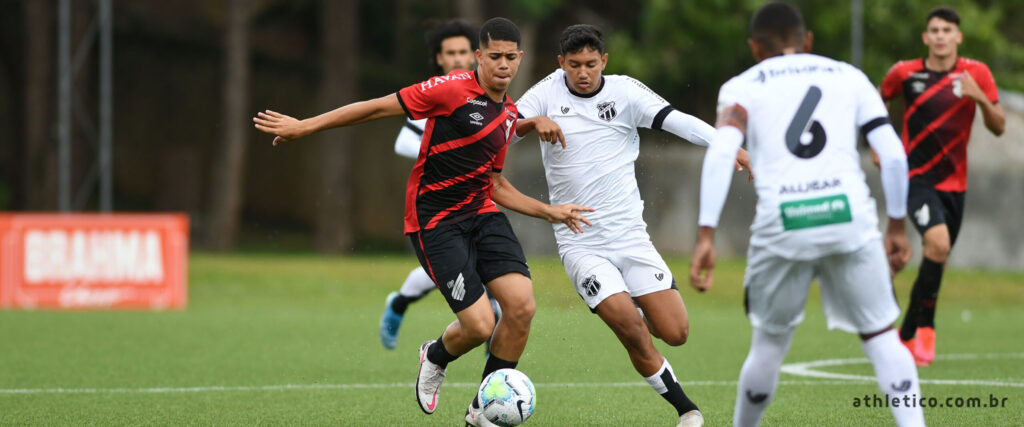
[0,214,188,310]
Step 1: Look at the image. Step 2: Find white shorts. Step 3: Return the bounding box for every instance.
[559,234,675,310]
[743,239,900,334]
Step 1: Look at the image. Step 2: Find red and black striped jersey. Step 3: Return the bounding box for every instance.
[396,70,519,234]
[881,57,998,192]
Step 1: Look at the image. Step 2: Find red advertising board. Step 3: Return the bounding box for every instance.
[0,213,189,310]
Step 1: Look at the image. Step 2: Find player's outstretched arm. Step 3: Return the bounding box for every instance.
[490,172,593,234]
[690,104,748,291]
[253,94,405,146]
[514,116,566,148]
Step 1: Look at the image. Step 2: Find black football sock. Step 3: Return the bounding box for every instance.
[474,354,517,408]
[644,359,699,416]
[390,294,421,315]
[426,335,458,369]
[899,261,931,341]
[917,257,945,328]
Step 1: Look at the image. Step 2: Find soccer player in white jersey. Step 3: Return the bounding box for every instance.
[689,3,925,426]
[515,24,749,427]
[379,20,502,351]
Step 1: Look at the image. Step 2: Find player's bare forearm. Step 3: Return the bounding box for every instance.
[253,94,404,145]
[490,172,592,233]
[978,101,1005,136]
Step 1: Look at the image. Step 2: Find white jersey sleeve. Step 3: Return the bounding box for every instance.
[624,76,671,129]
[394,118,426,159]
[512,71,555,143]
[851,69,908,219]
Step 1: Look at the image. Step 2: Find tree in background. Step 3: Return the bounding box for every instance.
[205,0,251,251]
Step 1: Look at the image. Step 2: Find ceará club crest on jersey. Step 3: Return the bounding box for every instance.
[597,101,617,121]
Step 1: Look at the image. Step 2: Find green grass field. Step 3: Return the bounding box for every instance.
[1,253,1021,426]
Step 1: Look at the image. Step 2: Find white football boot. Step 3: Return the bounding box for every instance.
[677,409,704,427]
[415,340,446,414]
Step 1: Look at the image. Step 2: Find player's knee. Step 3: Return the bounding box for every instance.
[503,297,536,328]
[463,315,496,343]
[923,240,950,263]
[660,323,689,346]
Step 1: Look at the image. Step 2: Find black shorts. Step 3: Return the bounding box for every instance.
[410,212,531,313]
[907,183,966,245]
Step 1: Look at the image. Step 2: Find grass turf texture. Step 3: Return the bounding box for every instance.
[1,254,1021,426]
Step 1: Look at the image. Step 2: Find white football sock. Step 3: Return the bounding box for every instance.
[861,330,926,427]
[734,328,795,427]
[399,267,435,298]
[643,358,675,394]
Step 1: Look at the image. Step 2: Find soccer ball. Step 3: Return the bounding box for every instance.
[477,368,536,426]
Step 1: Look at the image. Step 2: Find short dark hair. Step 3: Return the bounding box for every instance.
[479,17,520,48]
[559,24,604,55]
[750,1,806,54]
[926,6,960,27]
[425,20,477,75]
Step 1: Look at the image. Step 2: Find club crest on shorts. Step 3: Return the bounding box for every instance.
[581,274,601,297]
[596,101,617,122]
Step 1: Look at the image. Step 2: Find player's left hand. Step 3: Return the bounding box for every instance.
[954,72,985,103]
[544,203,594,234]
[735,148,753,182]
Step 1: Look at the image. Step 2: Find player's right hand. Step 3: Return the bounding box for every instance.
[253,110,307,146]
[533,117,567,149]
[884,218,912,273]
[689,229,717,292]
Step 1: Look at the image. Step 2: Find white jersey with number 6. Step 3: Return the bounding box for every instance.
[717,54,890,259]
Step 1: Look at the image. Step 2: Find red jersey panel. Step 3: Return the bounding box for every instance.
[881,57,998,192]
[397,70,519,234]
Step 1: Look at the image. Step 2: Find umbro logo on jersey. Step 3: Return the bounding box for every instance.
[447,273,466,301]
[655,273,664,281]
[581,275,601,297]
[469,112,484,126]
[560,106,570,114]
[911,81,926,93]
[597,101,617,121]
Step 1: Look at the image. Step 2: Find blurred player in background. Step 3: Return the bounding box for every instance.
[690,2,924,426]
[379,20,503,353]
[879,6,1005,367]
[255,17,592,427]
[514,24,751,427]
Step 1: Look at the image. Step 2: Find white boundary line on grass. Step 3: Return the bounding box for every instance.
[0,380,889,395]
[780,352,1024,387]
[2,353,1021,395]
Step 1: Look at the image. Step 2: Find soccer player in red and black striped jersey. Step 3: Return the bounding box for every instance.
[879,6,1005,367]
[254,18,593,425]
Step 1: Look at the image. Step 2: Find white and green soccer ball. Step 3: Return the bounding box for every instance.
[477,368,536,426]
